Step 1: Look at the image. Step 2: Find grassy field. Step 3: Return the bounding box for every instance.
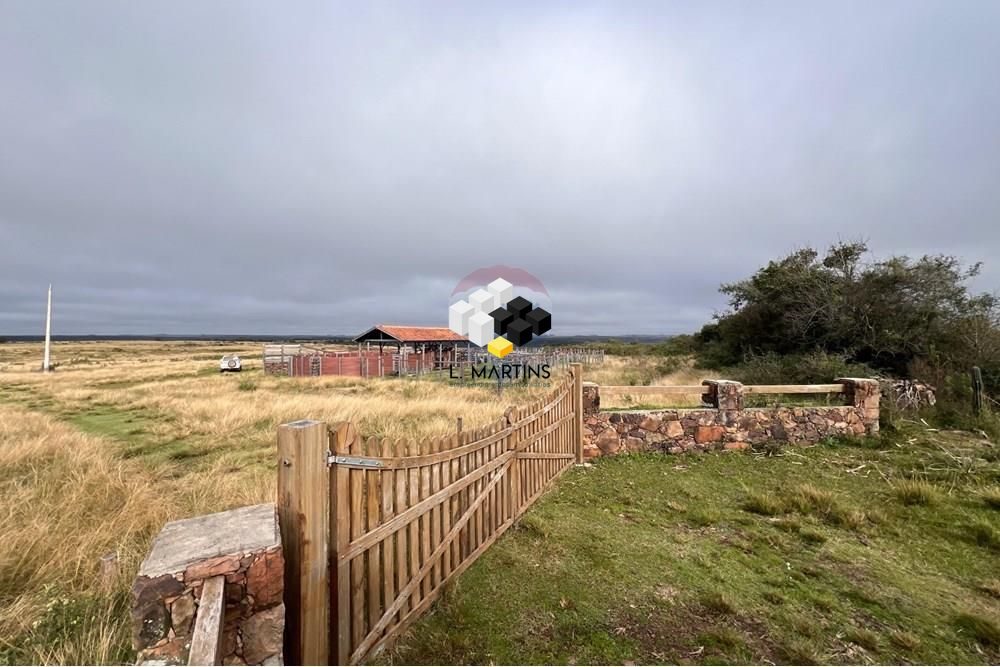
[0,341,557,664]
[0,341,997,664]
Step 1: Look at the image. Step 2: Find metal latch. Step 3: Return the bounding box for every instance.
[328,454,384,468]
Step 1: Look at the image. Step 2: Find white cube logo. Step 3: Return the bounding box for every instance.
[487,277,513,306]
[469,288,497,314]
[467,310,494,346]
[448,300,475,336]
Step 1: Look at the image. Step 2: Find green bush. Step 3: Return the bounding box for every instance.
[586,335,696,357]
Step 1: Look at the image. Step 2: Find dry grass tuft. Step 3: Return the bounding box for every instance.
[742,491,784,516]
[980,485,1000,510]
[892,479,941,506]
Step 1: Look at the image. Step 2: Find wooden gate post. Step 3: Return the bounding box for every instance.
[277,420,330,666]
[570,363,584,463]
[328,421,357,666]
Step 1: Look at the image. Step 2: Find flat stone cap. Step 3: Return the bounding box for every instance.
[139,503,279,578]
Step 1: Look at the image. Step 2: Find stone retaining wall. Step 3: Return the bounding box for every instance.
[582,378,879,460]
[131,504,285,665]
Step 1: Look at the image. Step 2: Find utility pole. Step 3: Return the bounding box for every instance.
[43,284,52,372]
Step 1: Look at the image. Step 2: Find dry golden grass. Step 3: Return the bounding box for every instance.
[0,399,280,662]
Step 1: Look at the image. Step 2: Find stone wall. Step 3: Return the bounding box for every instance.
[263,361,290,375]
[582,378,879,460]
[132,504,285,665]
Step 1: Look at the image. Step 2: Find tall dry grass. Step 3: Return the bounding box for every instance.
[0,402,271,663]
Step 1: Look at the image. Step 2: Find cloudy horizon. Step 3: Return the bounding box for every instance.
[2,1,999,336]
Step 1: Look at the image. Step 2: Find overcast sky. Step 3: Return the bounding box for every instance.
[2,1,999,336]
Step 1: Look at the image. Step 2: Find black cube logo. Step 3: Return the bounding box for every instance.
[448,275,552,358]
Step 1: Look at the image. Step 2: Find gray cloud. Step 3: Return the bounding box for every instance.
[2,1,998,336]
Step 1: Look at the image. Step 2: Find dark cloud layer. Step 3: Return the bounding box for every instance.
[2,2,998,335]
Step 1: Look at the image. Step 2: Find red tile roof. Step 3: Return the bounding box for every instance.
[358,325,468,343]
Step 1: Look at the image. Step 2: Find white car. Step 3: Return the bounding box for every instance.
[219,355,242,372]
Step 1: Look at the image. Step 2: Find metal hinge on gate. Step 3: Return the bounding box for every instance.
[327,454,384,468]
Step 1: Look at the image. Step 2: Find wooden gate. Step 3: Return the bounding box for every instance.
[277,364,584,665]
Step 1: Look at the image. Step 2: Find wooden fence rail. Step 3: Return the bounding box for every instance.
[601,385,706,396]
[187,576,225,666]
[601,383,847,396]
[278,364,584,665]
[743,383,846,394]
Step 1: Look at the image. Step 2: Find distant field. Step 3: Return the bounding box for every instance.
[1,341,996,664]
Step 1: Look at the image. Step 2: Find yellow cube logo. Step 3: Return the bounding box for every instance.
[487,336,513,359]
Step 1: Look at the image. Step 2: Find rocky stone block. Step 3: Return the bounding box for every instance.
[694,425,725,444]
[242,604,285,665]
[596,428,621,455]
[169,593,196,637]
[639,415,660,431]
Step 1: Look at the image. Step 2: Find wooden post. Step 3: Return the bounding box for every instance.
[456,417,463,433]
[99,551,118,591]
[329,422,357,666]
[277,420,330,666]
[43,284,52,372]
[972,366,984,416]
[570,363,584,464]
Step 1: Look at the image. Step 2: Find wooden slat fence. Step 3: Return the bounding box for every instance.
[278,364,584,665]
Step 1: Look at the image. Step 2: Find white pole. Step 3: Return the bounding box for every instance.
[43,284,52,372]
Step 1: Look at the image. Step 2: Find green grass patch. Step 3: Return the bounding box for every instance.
[965,520,1000,551]
[380,423,1000,665]
[953,612,1000,648]
[980,486,1000,509]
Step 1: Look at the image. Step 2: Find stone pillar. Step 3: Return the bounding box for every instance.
[582,382,600,416]
[131,504,285,666]
[702,380,743,410]
[836,377,880,433]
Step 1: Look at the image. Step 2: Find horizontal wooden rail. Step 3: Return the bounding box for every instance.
[744,384,845,394]
[601,385,706,395]
[602,383,847,396]
[188,575,225,666]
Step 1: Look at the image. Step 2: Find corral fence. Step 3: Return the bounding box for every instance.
[263,343,604,379]
[263,345,435,378]
[276,364,584,665]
